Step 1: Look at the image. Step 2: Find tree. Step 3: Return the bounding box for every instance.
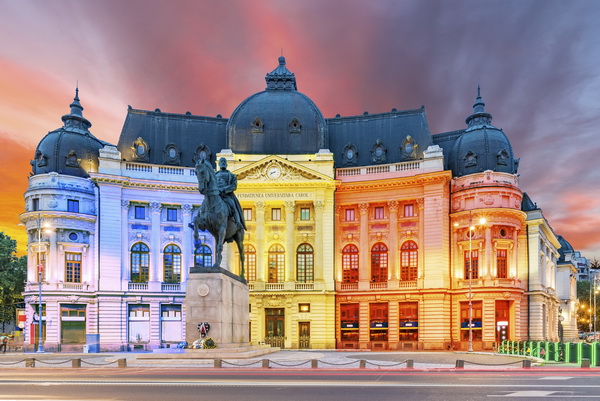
[0,232,27,332]
[577,259,600,333]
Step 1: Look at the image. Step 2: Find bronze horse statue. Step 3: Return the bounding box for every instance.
[193,158,245,279]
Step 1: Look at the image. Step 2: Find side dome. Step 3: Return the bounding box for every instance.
[556,235,574,263]
[30,89,110,178]
[448,87,519,177]
[226,57,327,154]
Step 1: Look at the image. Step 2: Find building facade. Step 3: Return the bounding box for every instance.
[21,58,577,352]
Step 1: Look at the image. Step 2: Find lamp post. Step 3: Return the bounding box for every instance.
[467,212,486,353]
[35,213,51,353]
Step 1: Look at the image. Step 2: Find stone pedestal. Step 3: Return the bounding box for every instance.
[185,266,249,346]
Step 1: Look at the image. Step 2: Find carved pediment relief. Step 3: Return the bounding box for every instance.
[236,157,327,182]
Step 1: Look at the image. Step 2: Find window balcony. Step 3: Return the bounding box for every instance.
[162,283,181,292]
[128,282,148,291]
[295,282,314,290]
[265,283,284,291]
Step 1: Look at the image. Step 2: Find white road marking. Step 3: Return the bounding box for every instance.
[495,390,556,397]
[537,376,574,380]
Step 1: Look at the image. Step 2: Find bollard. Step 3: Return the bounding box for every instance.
[455,359,464,369]
[359,360,366,369]
[214,359,222,368]
[72,358,81,368]
[25,358,35,368]
[117,358,127,368]
[581,358,591,368]
[522,359,531,368]
[262,359,270,369]
[406,359,414,369]
[311,359,318,369]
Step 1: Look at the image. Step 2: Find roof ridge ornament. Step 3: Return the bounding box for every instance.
[265,56,297,91]
[465,85,492,128]
[61,85,92,130]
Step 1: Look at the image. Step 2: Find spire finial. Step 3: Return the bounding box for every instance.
[477,84,481,99]
[465,84,492,127]
[75,81,79,101]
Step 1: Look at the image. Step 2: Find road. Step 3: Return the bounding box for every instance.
[2,368,600,400]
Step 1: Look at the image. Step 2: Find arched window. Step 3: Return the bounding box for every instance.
[244,244,257,282]
[268,244,285,283]
[371,242,388,282]
[400,241,418,281]
[163,244,182,283]
[296,243,314,283]
[131,242,149,283]
[342,244,359,283]
[194,245,212,268]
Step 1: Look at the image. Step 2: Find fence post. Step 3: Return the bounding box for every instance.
[522,359,531,368]
[72,358,81,368]
[117,358,127,368]
[25,358,35,368]
[311,359,318,369]
[262,359,270,368]
[455,360,464,369]
[359,360,366,369]
[214,359,222,368]
[406,359,414,369]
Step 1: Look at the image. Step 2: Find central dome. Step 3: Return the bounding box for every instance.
[226,57,327,154]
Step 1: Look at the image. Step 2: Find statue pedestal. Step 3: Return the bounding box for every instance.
[185,267,249,346]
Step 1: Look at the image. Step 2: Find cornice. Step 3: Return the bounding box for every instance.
[336,171,451,193]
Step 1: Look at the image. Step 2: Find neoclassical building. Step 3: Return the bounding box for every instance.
[20,58,577,352]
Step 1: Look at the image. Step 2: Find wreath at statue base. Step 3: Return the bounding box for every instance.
[191,337,217,349]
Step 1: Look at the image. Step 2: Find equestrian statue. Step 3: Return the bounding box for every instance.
[193,156,246,279]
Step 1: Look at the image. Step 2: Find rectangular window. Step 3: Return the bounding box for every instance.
[32,198,40,211]
[243,208,253,222]
[300,208,310,221]
[464,250,479,279]
[345,208,355,222]
[369,303,388,341]
[60,304,86,344]
[404,204,414,217]
[65,252,82,283]
[37,252,46,281]
[497,249,508,278]
[67,199,79,213]
[340,303,359,342]
[271,208,281,221]
[374,206,384,220]
[460,301,482,341]
[134,206,146,220]
[160,304,182,343]
[166,208,177,222]
[399,302,418,341]
[128,304,150,343]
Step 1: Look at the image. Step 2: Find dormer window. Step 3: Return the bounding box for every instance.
[342,143,358,165]
[289,118,302,134]
[132,137,150,162]
[65,150,79,167]
[35,150,48,167]
[251,117,264,133]
[464,151,477,167]
[163,144,181,165]
[192,143,212,164]
[370,139,387,164]
[497,149,509,166]
[401,135,418,160]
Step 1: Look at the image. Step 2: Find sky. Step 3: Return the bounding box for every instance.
[1,0,599,261]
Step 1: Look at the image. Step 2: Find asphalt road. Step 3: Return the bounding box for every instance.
[2,368,600,401]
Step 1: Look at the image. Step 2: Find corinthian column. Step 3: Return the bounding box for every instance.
[285,201,296,285]
[387,200,399,281]
[181,204,192,283]
[149,202,162,286]
[255,201,266,283]
[358,203,369,288]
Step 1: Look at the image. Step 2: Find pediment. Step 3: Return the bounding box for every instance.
[234,156,328,182]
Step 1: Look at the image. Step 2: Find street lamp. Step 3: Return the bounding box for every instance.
[35,213,51,353]
[467,212,486,352]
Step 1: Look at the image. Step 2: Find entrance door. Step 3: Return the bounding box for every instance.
[299,322,310,349]
[265,308,284,348]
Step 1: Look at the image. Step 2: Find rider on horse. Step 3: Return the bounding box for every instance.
[215,157,246,232]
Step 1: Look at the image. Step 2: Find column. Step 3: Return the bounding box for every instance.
[387,200,399,282]
[314,201,325,282]
[149,202,162,287]
[48,229,58,283]
[417,198,425,282]
[121,200,130,283]
[284,201,295,285]
[255,201,266,283]
[511,229,519,278]
[358,203,369,289]
[181,204,193,283]
[484,226,492,279]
